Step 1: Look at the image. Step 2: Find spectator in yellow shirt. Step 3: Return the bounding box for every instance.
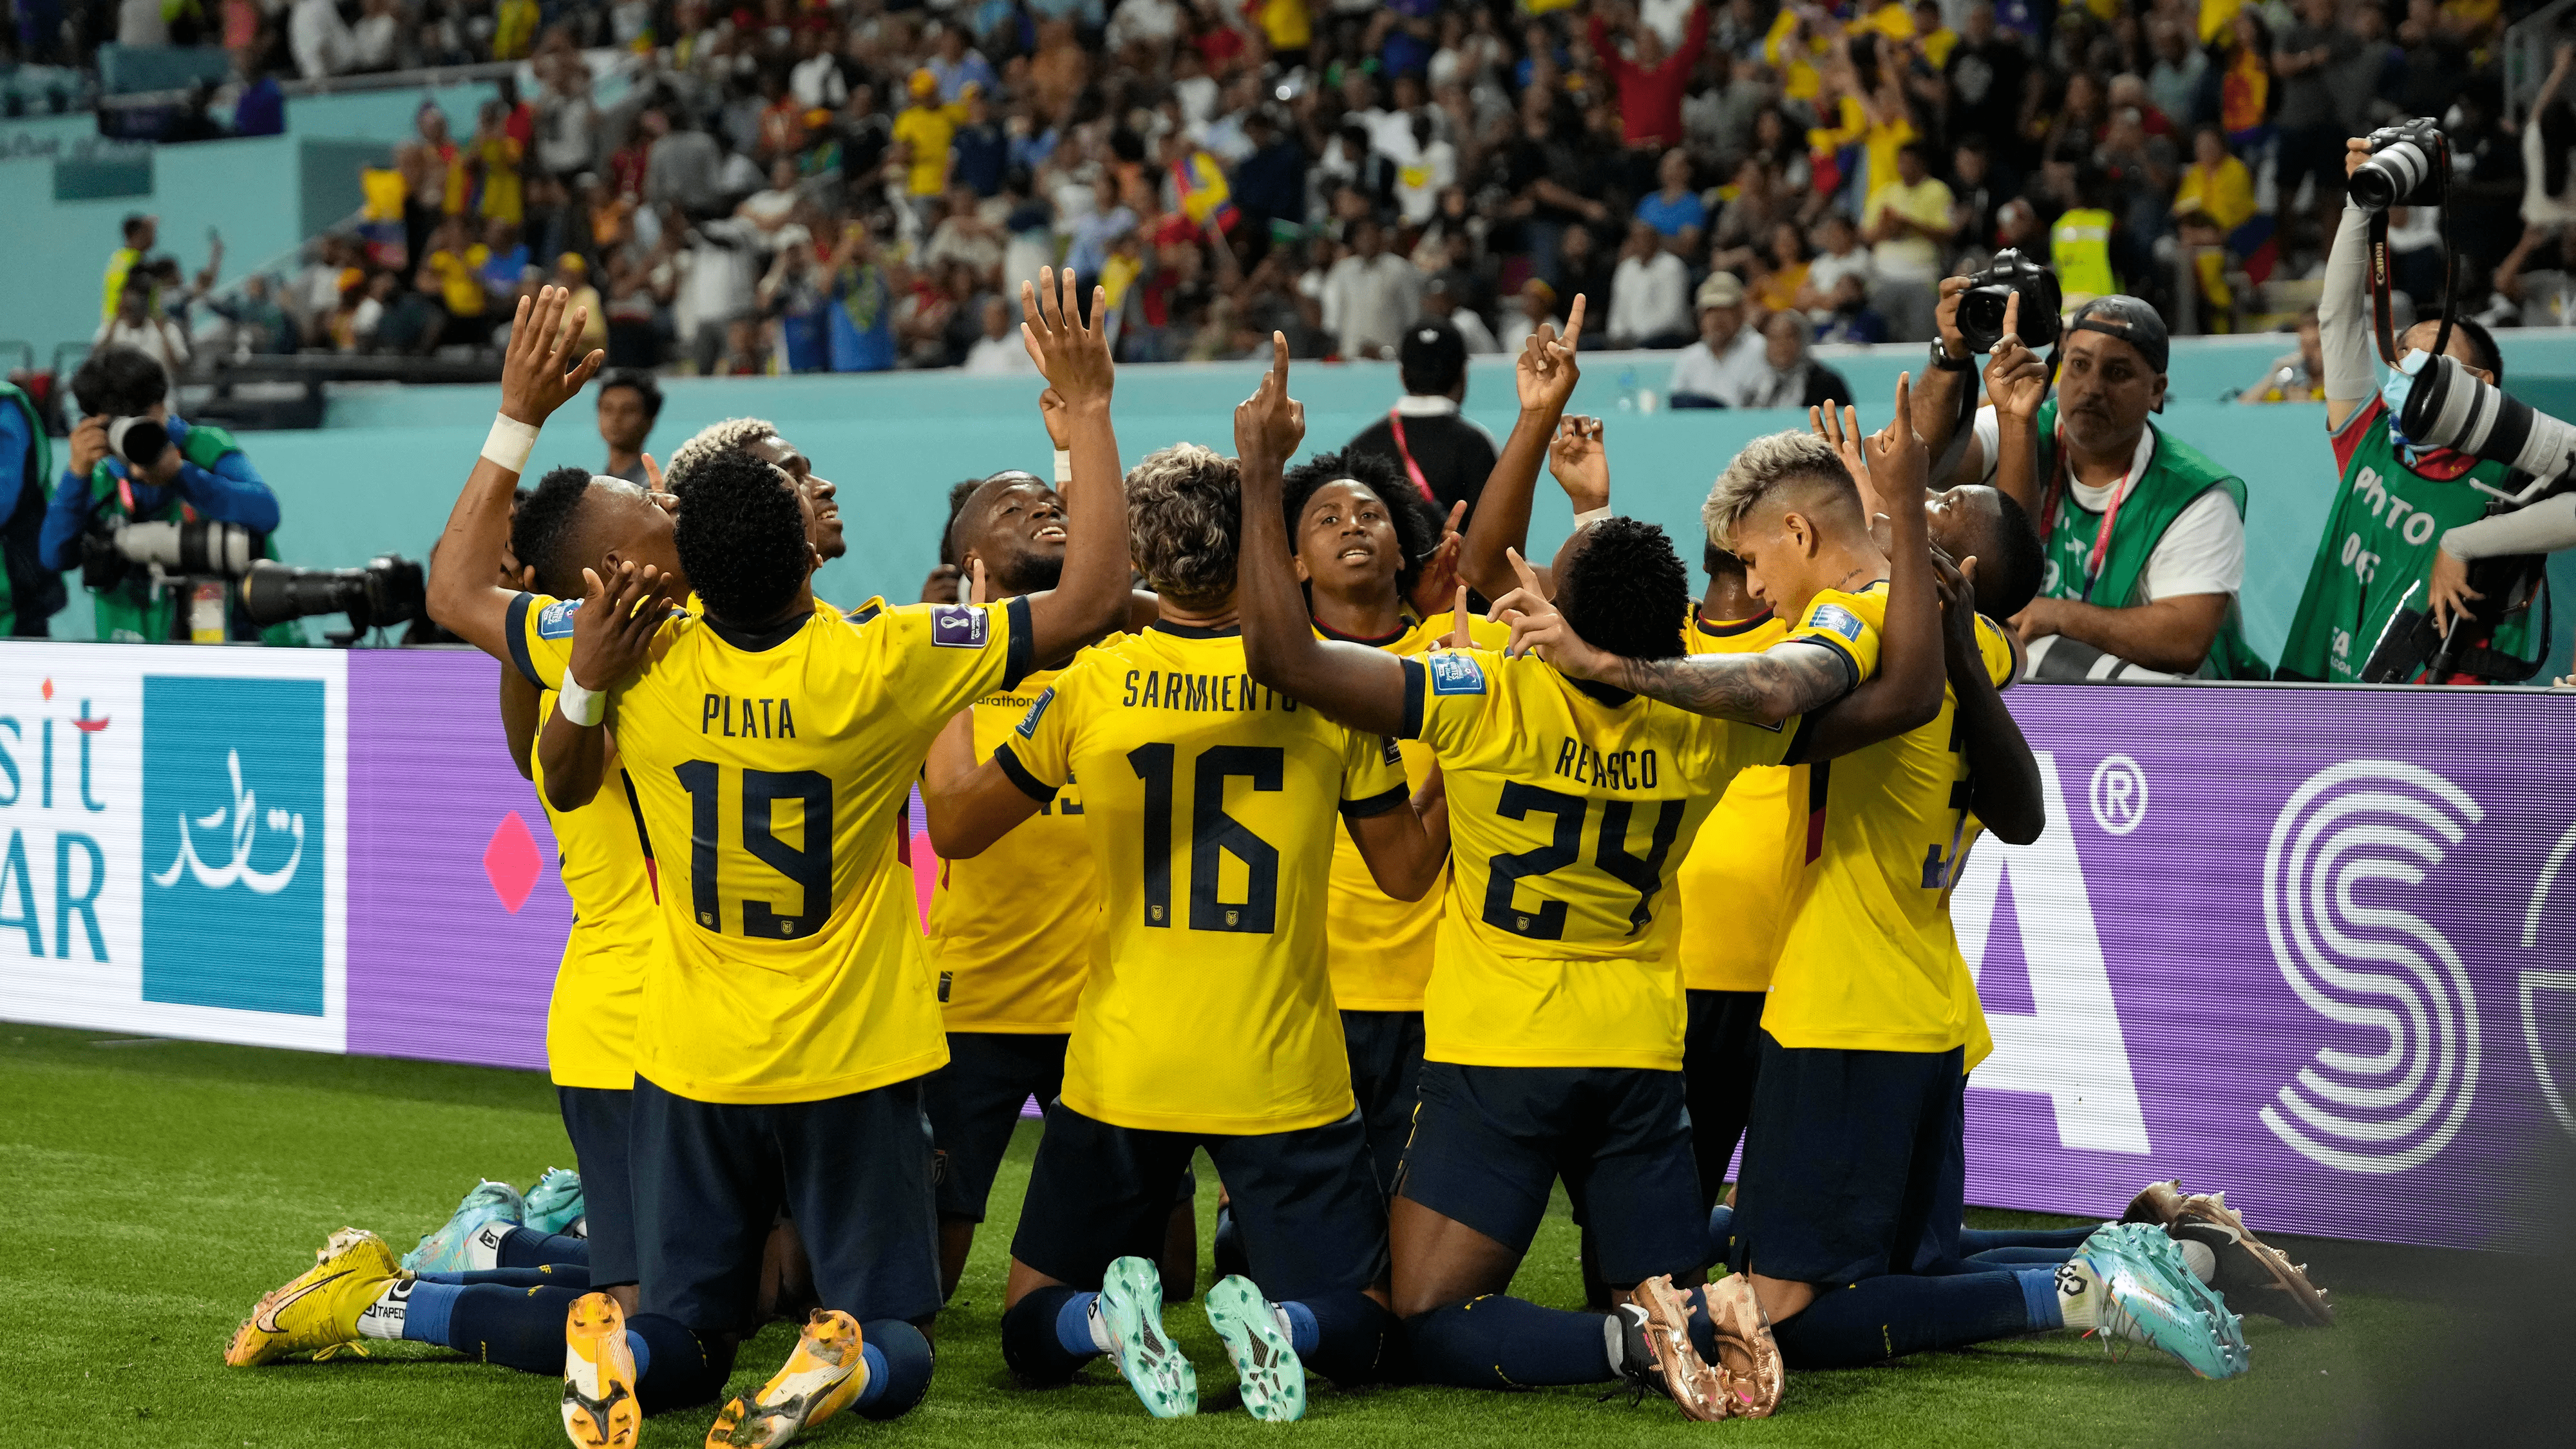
[413,215,489,349]
[892,68,958,201]
[1257,0,1311,63]
[2174,126,2259,233]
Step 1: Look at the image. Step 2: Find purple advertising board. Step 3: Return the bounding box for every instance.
[8,643,2571,1251]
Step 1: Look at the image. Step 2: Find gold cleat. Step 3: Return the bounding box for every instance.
[2174,1190,2336,1327]
[562,1292,641,1449]
[224,1228,401,1367]
[1693,1273,1785,1418]
[706,1309,869,1449]
[1620,1276,1736,1422]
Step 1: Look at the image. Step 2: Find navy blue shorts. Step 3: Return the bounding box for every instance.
[1396,1061,1702,1285]
[1340,1010,1425,1195]
[1729,1032,1967,1287]
[555,1085,638,1287]
[1010,1101,1385,1303]
[631,1075,941,1336]
[923,1032,1065,1223]
[1683,989,1766,1209]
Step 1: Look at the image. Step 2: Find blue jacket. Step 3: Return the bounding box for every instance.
[39,415,281,571]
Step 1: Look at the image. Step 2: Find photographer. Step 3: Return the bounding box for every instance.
[0,372,60,636]
[1915,282,2266,679]
[39,345,298,644]
[2275,134,2539,683]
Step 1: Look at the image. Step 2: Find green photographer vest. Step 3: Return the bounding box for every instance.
[2029,400,2269,679]
[0,381,53,636]
[82,422,300,645]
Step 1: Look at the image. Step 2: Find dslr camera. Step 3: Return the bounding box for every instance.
[240,555,428,640]
[2348,117,2447,213]
[1957,248,2063,355]
[106,415,174,470]
[80,515,260,594]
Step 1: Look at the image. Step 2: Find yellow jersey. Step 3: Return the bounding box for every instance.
[507,589,1034,1104]
[1763,582,2015,1059]
[994,621,1408,1134]
[529,699,659,1090]
[1318,609,1511,1012]
[1672,609,1796,994]
[925,649,1110,1034]
[1400,640,1840,1072]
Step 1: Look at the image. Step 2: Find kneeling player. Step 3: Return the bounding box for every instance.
[925,432,1446,1419]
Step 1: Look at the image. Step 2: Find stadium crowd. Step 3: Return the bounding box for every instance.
[35,0,2568,386]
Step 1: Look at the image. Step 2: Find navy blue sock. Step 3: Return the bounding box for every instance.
[1287,1290,1401,1385]
[628,1311,731,1413]
[497,1229,591,1269]
[2015,1267,2063,1329]
[1960,1224,2096,1253]
[437,1284,583,1374]
[1768,1272,2034,1369]
[1405,1295,1615,1389]
[419,1265,592,1290]
[999,1285,1094,1384]
[854,1319,934,1420]
[1970,1245,2078,1269]
[396,1281,462,1345]
[1707,1203,1736,1267]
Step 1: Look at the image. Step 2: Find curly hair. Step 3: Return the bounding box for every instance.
[1280,450,1443,600]
[664,417,779,496]
[671,448,809,624]
[1557,517,1690,662]
[509,466,597,598]
[1701,430,1857,553]
[1126,443,1241,611]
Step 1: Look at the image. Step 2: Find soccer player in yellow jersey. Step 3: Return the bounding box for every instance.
[1533,418,2249,1380]
[1278,447,1505,1192]
[923,432,1447,1421]
[1238,340,1949,1420]
[419,278,1139,1444]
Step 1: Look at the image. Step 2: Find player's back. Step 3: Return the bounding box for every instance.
[508,589,1034,1104]
[996,621,1406,1134]
[1401,647,1801,1072]
[529,703,659,1090]
[1317,609,1510,1012]
[1672,609,1796,996]
[1765,581,2014,1057]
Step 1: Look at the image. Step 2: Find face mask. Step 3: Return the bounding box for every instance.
[2383,348,2430,461]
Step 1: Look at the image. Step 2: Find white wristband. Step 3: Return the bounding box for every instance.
[482,413,541,473]
[1054,449,1074,484]
[555,675,605,727]
[1571,506,1613,527]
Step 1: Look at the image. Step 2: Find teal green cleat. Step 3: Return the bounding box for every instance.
[2069,1223,2251,1380]
[1095,1255,1197,1417]
[522,1168,585,1236]
[1203,1275,1307,1421]
[401,1179,525,1273]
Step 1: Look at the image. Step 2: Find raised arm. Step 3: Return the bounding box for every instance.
[1934,554,2043,845]
[1236,334,1415,739]
[426,286,605,658]
[920,707,1046,858]
[1014,267,1135,667]
[1982,294,2049,518]
[1459,295,1588,600]
[1913,275,1986,486]
[531,560,668,814]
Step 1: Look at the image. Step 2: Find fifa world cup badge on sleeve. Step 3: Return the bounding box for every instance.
[537,600,580,639]
[1427,652,1486,696]
[931,604,989,649]
[1805,602,1866,642]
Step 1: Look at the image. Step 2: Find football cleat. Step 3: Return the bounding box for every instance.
[1095,1255,1197,1417]
[562,1291,640,1449]
[1689,1273,1783,1417]
[1611,1276,1734,1421]
[1201,1275,1305,1421]
[706,1309,869,1449]
[2172,1191,2334,1327]
[403,1179,525,1273]
[2067,1224,2251,1379]
[225,1227,401,1367]
[524,1168,587,1237]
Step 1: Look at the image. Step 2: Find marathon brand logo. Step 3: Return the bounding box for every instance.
[929,605,987,649]
[536,600,580,639]
[1804,603,1865,643]
[1426,652,1486,696]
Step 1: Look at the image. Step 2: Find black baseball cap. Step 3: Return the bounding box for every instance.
[2066,294,2170,377]
[1400,318,1466,395]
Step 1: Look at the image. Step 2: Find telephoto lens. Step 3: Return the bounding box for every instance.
[105,415,171,468]
[2347,141,2430,212]
[116,520,260,575]
[240,555,427,632]
[2400,354,2576,484]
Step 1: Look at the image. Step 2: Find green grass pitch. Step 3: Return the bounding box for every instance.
[3,1023,2423,1448]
